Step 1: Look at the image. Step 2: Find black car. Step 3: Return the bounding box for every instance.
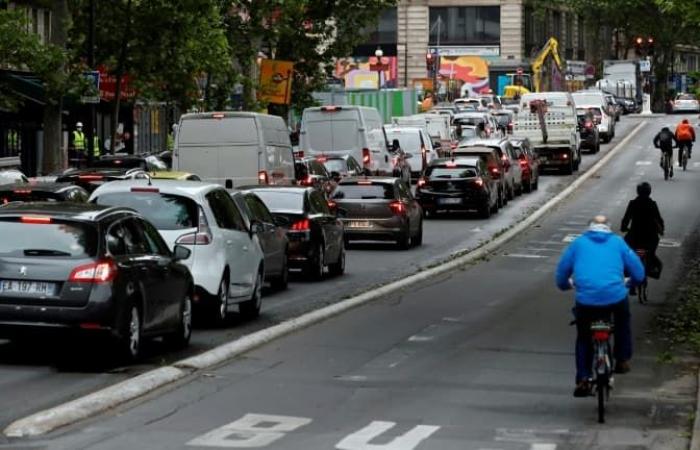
[240,186,345,280]
[577,109,600,153]
[0,203,193,360]
[56,167,149,192]
[232,191,290,290]
[416,157,499,218]
[91,154,169,171]
[0,183,89,204]
[319,154,364,181]
[295,157,337,196]
[331,177,423,249]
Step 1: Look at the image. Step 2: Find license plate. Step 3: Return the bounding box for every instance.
[438,198,462,205]
[347,221,370,228]
[0,280,57,296]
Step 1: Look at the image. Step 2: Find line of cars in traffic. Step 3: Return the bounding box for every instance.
[0,88,627,362]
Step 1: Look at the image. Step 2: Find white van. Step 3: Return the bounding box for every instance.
[173,112,295,189]
[393,114,452,153]
[572,90,615,141]
[300,106,393,175]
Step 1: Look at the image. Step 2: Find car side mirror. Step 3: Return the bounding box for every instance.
[173,245,191,261]
[250,220,264,236]
[273,215,290,227]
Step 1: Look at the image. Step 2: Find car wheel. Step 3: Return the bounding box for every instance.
[515,182,523,196]
[270,253,289,291]
[239,270,263,319]
[562,159,574,175]
[479,201,491,219]
[595,142,601,153]
[211,276,229,325]
[164,292,192,349]
[498,189,505,207]
[304,244,325,280]
[413,220,423,246]
[397,223,411,250]
[507,183,515,200]
[117,304,141,361]
[328,241,346,276]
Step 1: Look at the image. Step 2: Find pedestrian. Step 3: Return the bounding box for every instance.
[70,122,86,166]
[555,215,645,397]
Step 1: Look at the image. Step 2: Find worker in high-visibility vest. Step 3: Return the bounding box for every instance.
[70,122,86,166]
[91,130,100,159]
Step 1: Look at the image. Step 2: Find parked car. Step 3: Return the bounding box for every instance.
[671,93,700,113]
[576,108,601,153]
[232,191,289,290]
[295,156,337,196]
[459,137,522,198]
[331,177,423,249]
[509,138,540,192]
[299,105,394,176]
[319,154,365,181]
[0,182,89,203]
[90,180,265,323]
[0,169,28,185]
[452,145,507,207]
[241,186,345,279]
[0,202,194,360]
[174,111,296,189]
[415,157,499,218]
[384,126,436,178]
[56,167,150,193]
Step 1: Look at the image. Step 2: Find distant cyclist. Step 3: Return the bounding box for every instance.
[620,182,665,294]
[674,119,695,165]
[555,215,645,397]
[653,127,677,177]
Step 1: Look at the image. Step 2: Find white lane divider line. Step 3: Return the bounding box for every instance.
[693,162,700,167]
[659,238,681,248]
[336,421,440,450]
[187,413,312,448]
[531,445,557,450]
[635,161,652,165]
[505,254,549,259]
[408,334,434,342]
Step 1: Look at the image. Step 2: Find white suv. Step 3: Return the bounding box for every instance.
[90,180,265,323]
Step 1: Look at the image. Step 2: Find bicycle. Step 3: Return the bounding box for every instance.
[679,142,690,171]
[660,150,673,180]
[590,320,615,424]
[634,249,649,304]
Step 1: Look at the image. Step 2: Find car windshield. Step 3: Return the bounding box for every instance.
[332,183,395,200]
[678,94,696,101]
[454,116,485,126]
[427,166,478,179]
[251,190,305,213]
[94,192,198,230]
[0,219,97,258]
[323,159,348,173]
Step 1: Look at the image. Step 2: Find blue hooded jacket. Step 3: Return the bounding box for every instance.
[555,230,645,305]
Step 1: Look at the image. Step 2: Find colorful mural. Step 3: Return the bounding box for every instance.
[336,56,398,89]
[437,56,490,97]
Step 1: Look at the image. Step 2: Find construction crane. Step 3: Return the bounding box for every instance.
[531,37,563,92]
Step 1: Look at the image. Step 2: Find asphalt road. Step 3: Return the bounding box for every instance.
[0,117,646,432]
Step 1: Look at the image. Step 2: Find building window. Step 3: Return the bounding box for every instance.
[429,6,500,46]
[43,10,51,43]
[524,7,546,57]
[360,8,397,45]
[31,8,38,34]
[552,11,561,42]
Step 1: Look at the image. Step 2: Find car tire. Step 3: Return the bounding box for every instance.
[515,182,523,196]
[164,292,192,349]
[523,178,532,193]
[507,183,515,200]
[562,159,574,175]
[211,275,229,325]
[304,244,325,280]
[270,253,289,291]
[532,178,539,190]
[413,220,423,246]
[239,270,263,319]
[328,242,345,276]
[479,202,491,219]
[397,223,411,250]
[116,303,141,362]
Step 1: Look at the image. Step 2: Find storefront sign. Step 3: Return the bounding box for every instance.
[258,59,294,105]
[428,46,500,57]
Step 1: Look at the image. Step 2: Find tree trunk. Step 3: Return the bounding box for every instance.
[110,0,133,154]
[42,0,69,174]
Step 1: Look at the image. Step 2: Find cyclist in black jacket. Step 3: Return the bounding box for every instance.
[653,127,677,177]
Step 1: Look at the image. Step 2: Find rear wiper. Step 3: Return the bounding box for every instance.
[23,249,72,256]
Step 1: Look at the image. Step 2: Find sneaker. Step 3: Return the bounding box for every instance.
[573,380,591,397]
[614,360,631,374]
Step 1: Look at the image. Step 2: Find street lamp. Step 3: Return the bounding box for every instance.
[374,47,384,90]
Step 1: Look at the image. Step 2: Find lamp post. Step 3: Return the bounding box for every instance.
[374,47,384,90]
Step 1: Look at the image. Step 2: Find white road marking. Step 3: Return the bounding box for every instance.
[505,254,549,259]
[562,234,580,243]
[335,375,369,382]
[336,421,440,450]
[531,445,557,450]
[519,247,560,253]
[635,161,652,166]
[408,335,434,342]
[659,239,681,248]
[187,413,312,448]
[693,162,700,167]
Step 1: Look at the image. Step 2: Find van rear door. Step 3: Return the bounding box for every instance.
[301,108,361,157]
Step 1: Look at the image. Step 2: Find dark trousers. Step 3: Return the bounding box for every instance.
[678,140,693,164]
[574,299,631,382]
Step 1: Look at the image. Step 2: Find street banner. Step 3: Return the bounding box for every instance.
[97,65,136,102]
[81,71,100,104]
[259,59,294,105]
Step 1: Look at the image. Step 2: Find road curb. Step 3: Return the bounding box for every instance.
[690,370,700,450]
[2,121,647,439]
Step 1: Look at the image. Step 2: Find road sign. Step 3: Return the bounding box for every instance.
[81,71,100,104]
[639,60,651,72]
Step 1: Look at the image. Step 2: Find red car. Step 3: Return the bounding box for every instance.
[510,137,539,193]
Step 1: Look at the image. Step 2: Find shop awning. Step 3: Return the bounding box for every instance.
[0,70,47,106]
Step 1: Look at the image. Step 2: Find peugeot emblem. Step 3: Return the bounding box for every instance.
[19,266,27,277]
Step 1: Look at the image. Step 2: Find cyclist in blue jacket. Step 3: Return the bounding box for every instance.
[556,215,645,397]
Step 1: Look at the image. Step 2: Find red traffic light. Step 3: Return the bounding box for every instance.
[635,37,644,45]
[647,37,654,44]
[426,53,433,61]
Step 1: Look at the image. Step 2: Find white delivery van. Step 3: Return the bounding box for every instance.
[392,114,452,153]
[173,112,295,189]
[513,92,581,175]
[572,90,615,142]
[300,105,393,175]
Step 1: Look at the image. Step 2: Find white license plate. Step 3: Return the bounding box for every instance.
[347,221,370,228]
[0,280,56,296]
[438,198,462,205]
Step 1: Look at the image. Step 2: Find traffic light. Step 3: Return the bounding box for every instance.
[647,37,655,56]
[634,36,654,56]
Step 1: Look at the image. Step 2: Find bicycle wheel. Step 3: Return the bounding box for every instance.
[639,280,648,304]
[682,149,688,171]
[663,161,669,180]
[597,374,607,423]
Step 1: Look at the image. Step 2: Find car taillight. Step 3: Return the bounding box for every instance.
[290,218,311,231]
[327,200,337,210]
[489,166,500,178]
[362,148,371,167]
[519,159,528,167]
[21,216,52,224]
[78,175,104,181]
[389,201,406,215]
[417,178,427,188]
[450,143,457,150]
[258,170,269,185]
[176,207,212,245]
[13,189,32,194]
[474,177,484,187]
[300,175,313,186]
[69,259,117,283]
[584,120,593,129]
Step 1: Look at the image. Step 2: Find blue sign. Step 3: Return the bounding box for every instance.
[82,71,100,104]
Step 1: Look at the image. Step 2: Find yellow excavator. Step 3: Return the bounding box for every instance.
[531,37,563,92]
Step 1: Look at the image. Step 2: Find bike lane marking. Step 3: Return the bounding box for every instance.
[335,421,440,450]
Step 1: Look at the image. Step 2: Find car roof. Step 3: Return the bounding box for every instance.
[454,145,499,154]
[0,182,81,193]
[431,157,480,166]
[465,138,507,146]
[237,185,313,194]
[88,179,224,199]
[384,126,422,134]
[60,167,143,176]
[338,176,397,184]
[0,201,131,221]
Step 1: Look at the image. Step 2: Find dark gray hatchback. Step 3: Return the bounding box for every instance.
[0,203,194,360]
